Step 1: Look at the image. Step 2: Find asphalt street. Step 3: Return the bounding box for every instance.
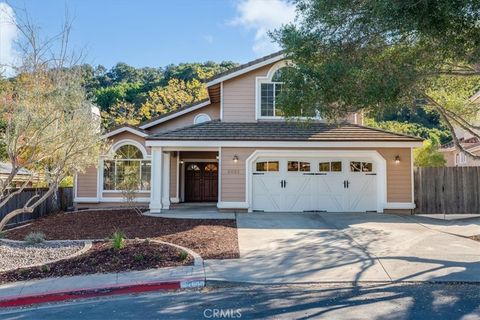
[0,282,479,320]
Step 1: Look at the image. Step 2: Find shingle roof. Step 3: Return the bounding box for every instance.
[205,51,284,84]
[147,120,423,142]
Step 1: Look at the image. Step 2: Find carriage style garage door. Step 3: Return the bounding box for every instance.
[252,157,378,212]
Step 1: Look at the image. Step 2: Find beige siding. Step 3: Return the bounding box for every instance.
[220,147,413,203]
[76,202,149,209]
[148,102,220,134]
[76,166,98,198]
[441,149,480,167]
[222,64,273,122]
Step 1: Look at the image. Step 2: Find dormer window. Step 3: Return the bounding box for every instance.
[260,68,284,118]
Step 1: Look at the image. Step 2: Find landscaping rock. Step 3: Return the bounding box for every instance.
[0,240,84,272]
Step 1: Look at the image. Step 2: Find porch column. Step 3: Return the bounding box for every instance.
[162,151,171,209]
[149,147,163,213]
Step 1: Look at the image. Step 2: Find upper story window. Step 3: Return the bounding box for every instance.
[260,68,284,118]
[103,144,151,191]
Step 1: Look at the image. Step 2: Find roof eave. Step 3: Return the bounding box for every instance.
[205,53,285,87]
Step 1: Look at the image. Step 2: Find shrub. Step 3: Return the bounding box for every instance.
[24,231,46,245]
[18,268,29,276]
[133,253,144,262]
[111,230,125,250]
[179,250,189,261]
[40,265,50,273]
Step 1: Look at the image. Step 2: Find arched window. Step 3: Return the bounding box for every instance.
[103,144,151,191]
[259,67,286,118]
[194,113,211,125]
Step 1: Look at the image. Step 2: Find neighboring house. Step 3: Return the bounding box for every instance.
[440,137,480,167]
[0,162,39,188]
[74,52,423,214]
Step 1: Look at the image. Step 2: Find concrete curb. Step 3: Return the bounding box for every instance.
[0,239,206,308]
[0,277,205,308]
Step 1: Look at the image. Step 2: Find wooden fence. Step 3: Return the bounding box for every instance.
[0,187,73,227]
[414,167,480,214]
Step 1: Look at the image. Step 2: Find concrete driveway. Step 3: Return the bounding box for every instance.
[204,212,480,283]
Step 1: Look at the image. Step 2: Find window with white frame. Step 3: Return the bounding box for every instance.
[260,68,284,118]
[455,152,467,165]
[103,145,151,191]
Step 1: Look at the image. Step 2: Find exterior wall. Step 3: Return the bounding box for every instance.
[76,166,98,198]
[222,64,273,122]
[76,202,149,209]
[148,102,220,134]
[108,131,150,155]
[220,147,413,204]
[441,149,480,167]
[102,192,150,198]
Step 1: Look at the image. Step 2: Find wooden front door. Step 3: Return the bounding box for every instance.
[185,162,218,202]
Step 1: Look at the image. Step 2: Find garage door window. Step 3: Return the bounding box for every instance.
[256,161,279,172]
[350,161,373,172]
[288,161,311,172]
[319,161,342,172]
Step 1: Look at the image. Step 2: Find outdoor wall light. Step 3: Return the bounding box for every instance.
[216,155,219,160]
[180,160,184,165]
[233,155,239,163]
[395,155,401,164]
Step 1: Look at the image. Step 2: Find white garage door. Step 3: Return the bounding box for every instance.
[252,157,377,212]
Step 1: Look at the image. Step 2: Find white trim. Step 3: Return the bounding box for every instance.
[149,147,163,212]
[162,152,171,209]
[162,147,219,152]
[218,147,222,202]
[244,150,387,213]
[182,159,218,163]
[217,201,249,209]
[74,197,151,203]
[147,140,424,148]
[102,190,151,194]
[110,139,150,159]
[176,154,180,200]
[74,197,99,203]
[255,60,290,121]
[220,82,224,120]
[193,113,212,125]
[139,100,211,129]
[101,126,147,139]
[206,54,285,87]
[384,202,416,209]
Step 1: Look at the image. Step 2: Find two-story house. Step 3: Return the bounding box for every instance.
[74,52,423,214]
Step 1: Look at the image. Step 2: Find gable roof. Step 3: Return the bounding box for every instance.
[147,120,423,142]
[101,124,148,139]
[138,99,211,130]
[205,51,285,87]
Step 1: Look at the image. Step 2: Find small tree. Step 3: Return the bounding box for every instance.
[118,167,143,215]
[0,10,106,230]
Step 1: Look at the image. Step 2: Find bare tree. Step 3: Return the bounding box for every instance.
[0,8,106,230]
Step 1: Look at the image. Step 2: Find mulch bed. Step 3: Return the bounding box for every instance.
[6,210,239,259]
[0,240,193,284]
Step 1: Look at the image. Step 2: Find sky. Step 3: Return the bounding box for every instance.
[0,0,296,73]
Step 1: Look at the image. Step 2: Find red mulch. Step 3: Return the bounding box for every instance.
[0,241,193,284]
[6,210,239,259]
